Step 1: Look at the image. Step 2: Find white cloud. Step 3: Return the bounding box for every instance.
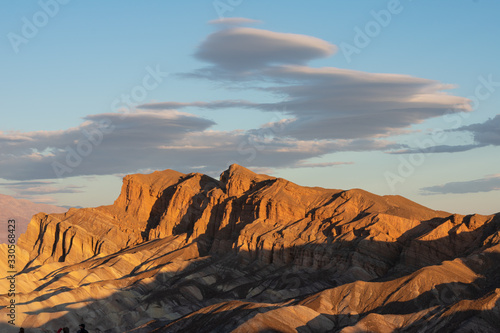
[195,27,337,71]
[0,109,394,180]
[177,24,472,141]
[0,110,214,180]
[142,63,472,140]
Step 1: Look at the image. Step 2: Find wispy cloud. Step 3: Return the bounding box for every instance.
[137,100,257,110]
[288,161,354,168]
[458,114,500,146]
[394,114,500,154]
[11,185,84,196]
[0,109,394,180]
[0,181,55,187]
[421,174,500,195]
[390,144,483,154]
[0,180,84,204]
[208,17,262,26]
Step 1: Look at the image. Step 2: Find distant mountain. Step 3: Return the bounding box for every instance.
[0,194,67,243]
[0,165,498,332]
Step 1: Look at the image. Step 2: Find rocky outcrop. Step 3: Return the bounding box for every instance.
[0,165,498,332]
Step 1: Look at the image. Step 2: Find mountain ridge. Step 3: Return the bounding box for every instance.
[0,164,498,332]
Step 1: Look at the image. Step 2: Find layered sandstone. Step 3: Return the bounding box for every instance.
[0,165,498,332]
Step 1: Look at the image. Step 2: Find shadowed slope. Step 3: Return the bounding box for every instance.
[0,165,498,332]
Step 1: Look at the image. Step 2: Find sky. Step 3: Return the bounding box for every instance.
[0,0,499,215]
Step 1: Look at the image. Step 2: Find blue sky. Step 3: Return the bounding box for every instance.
[0,0,499,215]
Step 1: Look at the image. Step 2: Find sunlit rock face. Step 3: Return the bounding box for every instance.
[1,165,499,332]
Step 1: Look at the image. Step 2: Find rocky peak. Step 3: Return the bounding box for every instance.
[219,164,274,197]
[112,169,186,220]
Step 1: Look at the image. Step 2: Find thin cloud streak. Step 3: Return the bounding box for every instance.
[394,115,500,154]
[421,175,500,195]
[208,17,262,26]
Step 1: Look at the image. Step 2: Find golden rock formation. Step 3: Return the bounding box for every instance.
[0,165,498,332]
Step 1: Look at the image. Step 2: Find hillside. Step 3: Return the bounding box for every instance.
[0,165,498,332]
[0,194,67,243]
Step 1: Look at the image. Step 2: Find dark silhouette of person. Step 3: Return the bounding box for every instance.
[63,327,70,333]
[77,323,88,333]
[19,328,24,333]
